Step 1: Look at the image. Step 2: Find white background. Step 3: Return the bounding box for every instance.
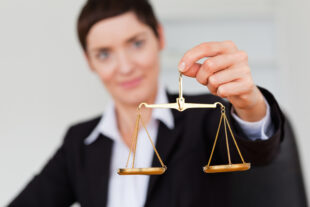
[1,0,309,205]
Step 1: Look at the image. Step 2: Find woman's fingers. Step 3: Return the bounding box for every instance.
[178,41,255,107]
[182,51,248,83]
[177,41,267,121]
[217,78,254,99]
[181,62,201,78]
[209,63,250,93]
[178,41,238,73]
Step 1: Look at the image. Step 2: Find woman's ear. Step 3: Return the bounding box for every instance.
[157,24,165,50]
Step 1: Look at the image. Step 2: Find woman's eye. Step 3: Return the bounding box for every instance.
[97,50,110,60]
[133,40,144,48]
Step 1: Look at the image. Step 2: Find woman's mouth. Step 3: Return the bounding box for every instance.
[120,77,143,89]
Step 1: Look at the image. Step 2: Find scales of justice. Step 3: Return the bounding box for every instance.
[118,72,251,175]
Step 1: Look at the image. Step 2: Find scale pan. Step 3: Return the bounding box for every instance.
[118,167,167,175]
[203,163,250,173]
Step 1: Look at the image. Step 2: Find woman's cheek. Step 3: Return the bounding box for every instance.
[137,47,160,70]
[92,62,115,84]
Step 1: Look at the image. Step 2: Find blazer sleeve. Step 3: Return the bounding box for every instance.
[209,86,285,166]
[229,86,285,165]
[8,128,76,207]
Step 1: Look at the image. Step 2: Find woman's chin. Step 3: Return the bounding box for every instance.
[113,81,157,107]
[126,94,149,106]
[115,90,149,107]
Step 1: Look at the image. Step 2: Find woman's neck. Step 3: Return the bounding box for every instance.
[114,93,157,148]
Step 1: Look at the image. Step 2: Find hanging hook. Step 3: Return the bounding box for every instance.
[177,72,185,110]
[214,102,226,115]
[179,72,183,100]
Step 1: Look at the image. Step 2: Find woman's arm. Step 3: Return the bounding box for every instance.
[178,41,285,164]
[8,129,76,207]
[200,86,285,166]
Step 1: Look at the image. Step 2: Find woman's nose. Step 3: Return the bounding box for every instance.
[117,50,134,75]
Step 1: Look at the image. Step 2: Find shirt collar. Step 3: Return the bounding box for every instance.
[84,85,174,145]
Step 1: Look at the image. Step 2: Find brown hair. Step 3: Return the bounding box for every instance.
[77,0,159,50]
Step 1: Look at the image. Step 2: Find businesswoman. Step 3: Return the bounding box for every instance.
[9,0,284,206]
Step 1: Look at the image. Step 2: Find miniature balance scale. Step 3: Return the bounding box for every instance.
[118,72,250,175]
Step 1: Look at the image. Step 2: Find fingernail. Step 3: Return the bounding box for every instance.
[178,62,186,72]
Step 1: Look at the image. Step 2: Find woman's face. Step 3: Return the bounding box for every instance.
[85,12,164,106]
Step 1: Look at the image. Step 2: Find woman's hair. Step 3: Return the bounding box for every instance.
[77,0,159,50]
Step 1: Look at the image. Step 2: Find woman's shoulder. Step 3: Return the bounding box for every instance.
[69,115,102,132]
[62,114,102,146]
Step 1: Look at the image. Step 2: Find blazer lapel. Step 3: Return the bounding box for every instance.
[83,134,113,207]
[145,93,184,204]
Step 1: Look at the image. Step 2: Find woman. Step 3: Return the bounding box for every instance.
[9,0,284,206]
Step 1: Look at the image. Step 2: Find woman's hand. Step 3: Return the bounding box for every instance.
[178,41,266,122]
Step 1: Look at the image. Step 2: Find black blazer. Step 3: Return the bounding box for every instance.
[9,87,284,207]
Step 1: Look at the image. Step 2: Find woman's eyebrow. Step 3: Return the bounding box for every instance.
[126,32,147,43]
[89,47,110,53]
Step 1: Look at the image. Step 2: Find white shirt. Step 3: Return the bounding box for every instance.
[84,85,274,207]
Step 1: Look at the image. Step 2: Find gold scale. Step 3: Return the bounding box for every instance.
[118,72,250,175]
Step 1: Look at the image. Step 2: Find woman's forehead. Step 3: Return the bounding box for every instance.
[86,12,151,48]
